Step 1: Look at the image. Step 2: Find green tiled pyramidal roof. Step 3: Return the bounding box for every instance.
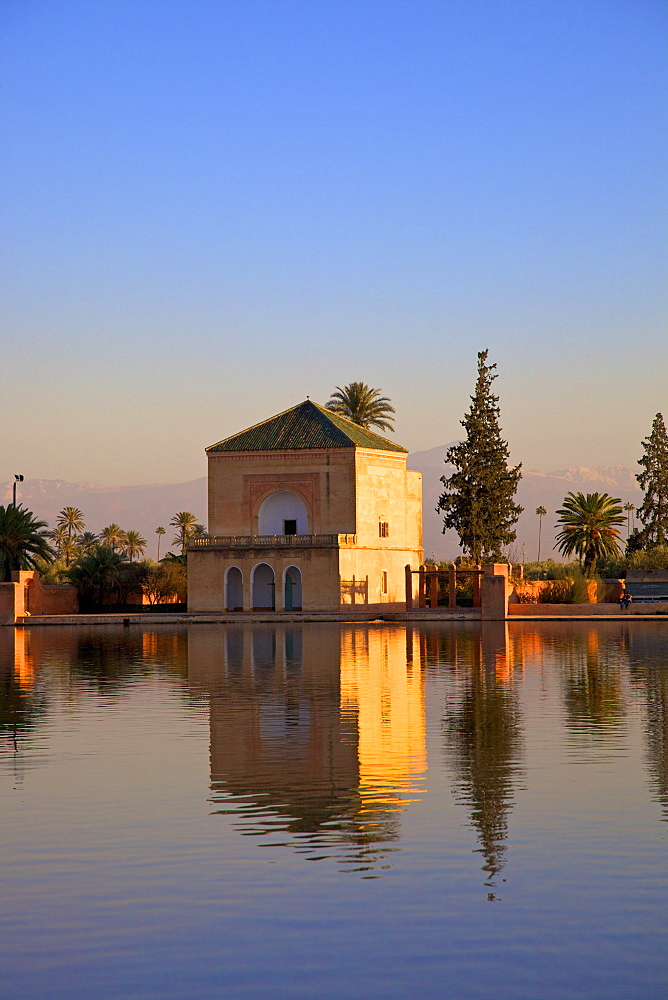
[207,400,407,454]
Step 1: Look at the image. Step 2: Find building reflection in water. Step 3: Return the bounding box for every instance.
[4,620,668,879]
[187,624,427,872]
[441,623,524,897]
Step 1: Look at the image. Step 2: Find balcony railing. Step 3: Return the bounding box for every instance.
[191,533,357,549]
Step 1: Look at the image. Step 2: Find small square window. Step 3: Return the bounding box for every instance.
[283,520,297,535]
[379,521,389,538]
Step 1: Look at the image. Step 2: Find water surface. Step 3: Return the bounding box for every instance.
[1,621,667,999]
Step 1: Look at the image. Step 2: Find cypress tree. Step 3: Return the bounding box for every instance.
[636,412,668,548]
[437,350,522,565]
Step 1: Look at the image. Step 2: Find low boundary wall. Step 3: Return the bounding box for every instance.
[508,602,668,616]
[1,571,77,624]
[5,565,667,626]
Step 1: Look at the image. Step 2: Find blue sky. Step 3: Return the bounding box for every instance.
[1,0,666,486]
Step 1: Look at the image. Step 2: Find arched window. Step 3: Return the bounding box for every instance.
[284,566,302,611]
[258,491,308,536]
[251,563,275,610]
[225,566,243,611]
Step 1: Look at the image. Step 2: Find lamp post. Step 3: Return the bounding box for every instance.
[536,506,547,562]
[12,475,24,507]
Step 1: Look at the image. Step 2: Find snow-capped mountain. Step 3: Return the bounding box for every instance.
[4,453,642,563]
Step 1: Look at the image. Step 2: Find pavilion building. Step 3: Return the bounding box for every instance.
[187,399,423,612]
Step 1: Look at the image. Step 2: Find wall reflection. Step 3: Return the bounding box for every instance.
[340,627,426,812]
[0,628,47,783]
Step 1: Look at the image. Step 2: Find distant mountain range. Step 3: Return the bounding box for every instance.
[3,477,208,560]
[5,451,643,562]
[407,446,642,561]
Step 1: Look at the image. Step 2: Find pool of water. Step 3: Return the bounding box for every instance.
[1,620,667,999]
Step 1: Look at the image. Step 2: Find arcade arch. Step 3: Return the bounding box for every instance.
[283,566,302,611]
[251,563,275,610]
[225,566,243,611]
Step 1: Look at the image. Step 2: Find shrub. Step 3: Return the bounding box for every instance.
[144,560,187,604]
[524,559,582,581]
[515,588,539,604]
[569,573,594,604]
[537,566,597,604]
[627,545,668,571]
[33,557,70,585]
[540,579,574,603]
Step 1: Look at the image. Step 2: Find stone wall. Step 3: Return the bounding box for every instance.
[353,449,422,550]
[188,541,419,613]
[188,544,343,612]
[0,583,19,625]
[508,602,668,616]
[0,571,78,624]
[199,443,423,613]
[207,445,423,553]
[510,578,600,604]
[338,545,421,610]
[207,449,358,536]
[481,564,509,620]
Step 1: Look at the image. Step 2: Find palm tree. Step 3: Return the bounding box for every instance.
[0,504,54,582]
[326,382,395,432]
[57,507,85,542]
[56,507,85,567]
[162,551,187,566]
[67,546,126,610]
[100,524,125,552]
[555,492,625,576]
[123,530,147,562]
[156,526,166,561]
[78,531,99,554]
[170,511,198,556]
[535,506,547,562]
[48,523,69,558]
[59,537,80,568]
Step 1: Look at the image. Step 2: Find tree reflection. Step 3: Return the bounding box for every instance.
[443,624,523,894]
[0,626,189,706]
[69,629,189,694]
[628,625,668,822]
[561,628,625,733]
[644,669,668,820]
